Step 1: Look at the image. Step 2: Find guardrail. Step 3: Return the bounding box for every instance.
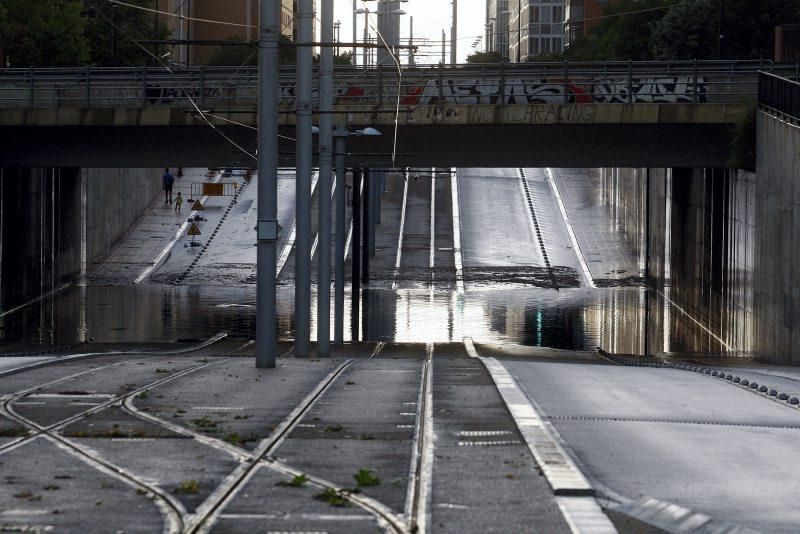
[0,60,791,110]
[759,71,800,120]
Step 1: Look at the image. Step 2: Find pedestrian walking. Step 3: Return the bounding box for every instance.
[163,168,175,204]
[175,191,183,212]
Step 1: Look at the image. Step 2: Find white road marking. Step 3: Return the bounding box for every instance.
[392,178,410,290]
[0,509,52,516]
[450,167,465,295]
[405,342,435,533]
[28,393,114,399]
[278,172,319,277]
[134,173,222,284]
[457,440,522,446]
[463,337,619,534]
[557,497,618,534]
[545,168,597,289]
[455,430,513,437]
[309,175,336,261]
[429,169,436,272]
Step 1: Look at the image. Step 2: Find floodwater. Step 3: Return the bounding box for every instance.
[0,281,724,356]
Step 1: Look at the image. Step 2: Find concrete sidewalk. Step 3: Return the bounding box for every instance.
[89,168,225,285]
[548,168,641,285]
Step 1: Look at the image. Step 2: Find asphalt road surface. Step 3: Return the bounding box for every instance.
[501,351,800,532]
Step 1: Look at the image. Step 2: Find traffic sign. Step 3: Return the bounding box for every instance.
[188,223,202,236]
[192,200,204,210]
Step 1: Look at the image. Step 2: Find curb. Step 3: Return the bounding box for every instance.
[464,338,617,533]
[598,348,800,411]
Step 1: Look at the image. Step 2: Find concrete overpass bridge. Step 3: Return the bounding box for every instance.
[0,61,780,168]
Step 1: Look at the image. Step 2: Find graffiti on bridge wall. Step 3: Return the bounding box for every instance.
[276,76,707,106]
[145,85,221,105]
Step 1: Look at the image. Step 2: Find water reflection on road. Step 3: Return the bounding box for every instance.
[0,282,722,356]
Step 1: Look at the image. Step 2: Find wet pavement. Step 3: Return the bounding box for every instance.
[0,166,787,532]
[487,344,800,532]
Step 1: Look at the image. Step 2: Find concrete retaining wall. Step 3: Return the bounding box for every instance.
[0,168,82,310]
[0,167,162,312]
[754,111,800,364]
[84,168,163,268]
[599,166,755,358]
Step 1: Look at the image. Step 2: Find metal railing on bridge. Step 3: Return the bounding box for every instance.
[759,71,800,120]
[0,60,790,110]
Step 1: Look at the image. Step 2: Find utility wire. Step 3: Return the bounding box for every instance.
[89,0,257,161]
[108,0,258,29]
[359,0,402,168]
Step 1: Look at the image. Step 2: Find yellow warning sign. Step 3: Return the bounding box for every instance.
[192,200,204,210]
[188,223,202,236]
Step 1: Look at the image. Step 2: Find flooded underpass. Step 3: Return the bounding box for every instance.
[0,167,735,359]
[0,165,792,533]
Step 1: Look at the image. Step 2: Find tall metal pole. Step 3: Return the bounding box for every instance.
[362,168,370,283]
[442,29,446,64]
[409,16,415,66]
[295,0,313,357]
[334,126,347,345]
[352,169,362,342]
[317,0,334,358]
[718,0,725,60]
[363,10,370,69]
[451,0,458,65]
[352,1,358,66]
[256,0,280,369]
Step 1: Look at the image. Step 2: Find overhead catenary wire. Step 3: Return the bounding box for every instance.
[89,0,257,161]
[108,0,258,29]
[359,0,402,167]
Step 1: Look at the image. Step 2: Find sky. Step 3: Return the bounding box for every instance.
[332,0,487,64]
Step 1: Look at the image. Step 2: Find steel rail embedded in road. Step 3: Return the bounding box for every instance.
[0,336,237,533]
[179,342,410,534]
[519,168,559,290]
[404,342,434,533]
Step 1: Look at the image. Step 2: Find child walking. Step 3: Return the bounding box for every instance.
[175,191,183,212]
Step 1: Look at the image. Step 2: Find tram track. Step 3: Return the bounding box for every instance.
[0,335,238,533]
[519,168,559,290]
[404,342,435,533]
[115,341,410,534]
[0,335,434,533]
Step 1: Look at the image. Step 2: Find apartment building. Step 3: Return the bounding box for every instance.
[487,0,510,58]
[507,0,565,62]
[156,0,296,65]
[564,0,615,48]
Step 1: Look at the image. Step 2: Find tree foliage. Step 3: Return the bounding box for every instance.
[84,0,169,67]
[0,0,166,68]
[0,0,89,67]
[564,0,800,62]
[466,50,505,64]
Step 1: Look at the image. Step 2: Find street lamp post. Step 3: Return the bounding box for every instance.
[354,7,371,68]
[451,0,457,65]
